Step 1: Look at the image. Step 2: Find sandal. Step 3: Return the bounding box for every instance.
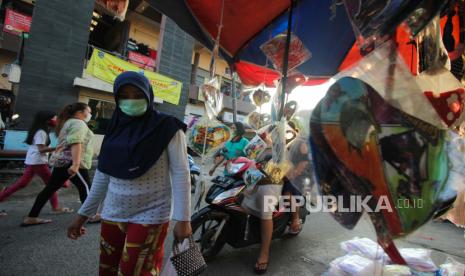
[20,217,52,227]
[62,181,71,188]
[289,219,302,235]
[254,262,269,274]
[52,207,74,214]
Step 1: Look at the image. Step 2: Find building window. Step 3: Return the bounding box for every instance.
[87,98,116,135]
[196,68,209,86]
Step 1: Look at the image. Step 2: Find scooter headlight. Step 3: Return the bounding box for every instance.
[212,187,244,204]
[226,163,246,174]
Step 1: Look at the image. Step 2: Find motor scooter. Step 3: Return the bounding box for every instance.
[191,157,309,260]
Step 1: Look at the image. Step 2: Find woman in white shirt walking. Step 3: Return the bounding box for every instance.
[67,71,191,276]
[0,111,71,216]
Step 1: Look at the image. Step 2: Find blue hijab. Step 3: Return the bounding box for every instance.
[98,71,186,179]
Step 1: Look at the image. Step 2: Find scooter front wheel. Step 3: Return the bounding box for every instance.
[191,209,228,261]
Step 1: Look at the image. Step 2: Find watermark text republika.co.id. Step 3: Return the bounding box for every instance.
[263,194,424,213]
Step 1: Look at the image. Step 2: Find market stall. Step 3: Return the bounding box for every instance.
[149,0,465,270]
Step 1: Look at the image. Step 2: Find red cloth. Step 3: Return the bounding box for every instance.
[187,0,289,55]
[99,221,169,276]
[235,61,281,87]
[235,61,329,87]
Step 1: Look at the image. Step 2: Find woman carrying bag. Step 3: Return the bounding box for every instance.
[22,103,94,226]
[0,111,72,215]
[67,72,192,276]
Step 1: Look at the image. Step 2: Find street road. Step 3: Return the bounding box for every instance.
[1,174,464,275]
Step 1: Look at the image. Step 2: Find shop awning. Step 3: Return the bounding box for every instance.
[149,0,355,81]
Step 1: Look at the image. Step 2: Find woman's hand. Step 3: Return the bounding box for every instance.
[68,164,80,177]
[67,215,88,240]
[173,221,192,242]
[55,144,64,152]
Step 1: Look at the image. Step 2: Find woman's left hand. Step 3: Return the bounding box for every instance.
[173,221,192,242]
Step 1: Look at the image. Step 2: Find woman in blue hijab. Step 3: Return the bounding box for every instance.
[67,71,191,275]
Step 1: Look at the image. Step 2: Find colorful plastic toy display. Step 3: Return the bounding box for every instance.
[188,118,231,156]
[244,135,268,160]
[310,77,456,264]
[260,32,312,72]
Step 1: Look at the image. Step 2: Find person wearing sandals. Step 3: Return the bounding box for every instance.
[67,72,191,276]
[0,111,72,216]
[22,103,94,226]
[249,131,309,274]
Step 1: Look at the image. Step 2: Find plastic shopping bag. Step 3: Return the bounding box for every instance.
[398,248,437,272]
[439,257,465,276]
[328,254,384,276]
[340,237,387,260]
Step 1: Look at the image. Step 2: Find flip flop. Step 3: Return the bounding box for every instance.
[0,210,7,217]
[62,181,71,188]
[254,262,268,274]
[20,218,52,227]
[288,219,303,235]
[52,207,74,214]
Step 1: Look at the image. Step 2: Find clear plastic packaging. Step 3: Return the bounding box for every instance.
[439,257,465,276]
[328,254,384,276]
[383,265,412,276]
[340,237,387,260]
[260,32,311,72]
[397,248,437,272]
[200,77,223,120]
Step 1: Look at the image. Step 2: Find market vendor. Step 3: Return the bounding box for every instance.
[209,122,249,176]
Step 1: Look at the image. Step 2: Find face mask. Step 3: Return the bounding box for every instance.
[119,99,148,116]
[84,113,92,123]
[47,118,57,127]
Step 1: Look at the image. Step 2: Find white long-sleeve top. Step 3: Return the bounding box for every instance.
[78,130,191,224]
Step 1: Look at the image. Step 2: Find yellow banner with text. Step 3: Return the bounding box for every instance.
[86,49,183,105]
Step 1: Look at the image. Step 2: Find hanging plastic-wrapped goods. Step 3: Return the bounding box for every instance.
[244,134,268,160]
[340,41,448,129]
[252,89,271,107]
[248,112,271,130]
[284,100,298,121]
[201,77,223,120]
[285,71,307,94]
[310,76,456,263]
[417,17,451,73]
[187,118,231,156]
[413,18,465,128]
[260,32,312,72]
[343,0,448,50]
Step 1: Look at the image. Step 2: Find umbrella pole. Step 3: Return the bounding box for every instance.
[278,0,296,120]
[230,65,238,123]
